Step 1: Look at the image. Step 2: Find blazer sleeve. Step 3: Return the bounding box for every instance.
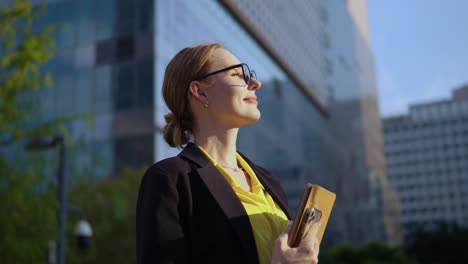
[136,164,190,264]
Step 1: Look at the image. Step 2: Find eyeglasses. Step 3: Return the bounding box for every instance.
[195,63,257,85]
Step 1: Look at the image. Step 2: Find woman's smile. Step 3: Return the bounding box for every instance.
[243,96,258,104]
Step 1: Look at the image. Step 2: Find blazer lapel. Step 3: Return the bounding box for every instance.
[179,143,259,263]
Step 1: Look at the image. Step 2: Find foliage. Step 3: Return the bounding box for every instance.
[0,153,57,263]
[1,153,144,263]
[0,0,59,146]
[0,0,59,261]
[404,222,468,264]
[320,240,415,264]
[66,168,144,264]
[0,1,105,263]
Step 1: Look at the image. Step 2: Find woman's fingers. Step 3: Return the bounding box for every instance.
[271,221,320,264]
[276,221,292,250]
[301,221,320,246]
[297,221,320,262]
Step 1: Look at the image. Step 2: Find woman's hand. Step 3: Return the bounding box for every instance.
[271,221,320,264]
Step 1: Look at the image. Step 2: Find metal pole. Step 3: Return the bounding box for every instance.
[48,240,57,264]
[57,137,67,264]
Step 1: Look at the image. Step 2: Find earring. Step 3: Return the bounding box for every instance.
[204,102,209,108]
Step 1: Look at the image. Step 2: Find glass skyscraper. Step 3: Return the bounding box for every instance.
[33,0,401,245]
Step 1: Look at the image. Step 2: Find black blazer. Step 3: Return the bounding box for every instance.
[136,143,292,264]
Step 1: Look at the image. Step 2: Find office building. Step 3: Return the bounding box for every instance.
[383,85,468,235]
[32,0,401,245]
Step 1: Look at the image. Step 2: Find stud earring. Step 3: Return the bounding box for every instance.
[204,102,209,108]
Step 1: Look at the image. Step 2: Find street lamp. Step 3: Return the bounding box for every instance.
[26,134,92,264]
[68,204,93,250]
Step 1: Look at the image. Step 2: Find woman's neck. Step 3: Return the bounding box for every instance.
[194,127,239,168]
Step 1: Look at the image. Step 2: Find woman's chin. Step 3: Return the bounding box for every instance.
[245,111,261,124]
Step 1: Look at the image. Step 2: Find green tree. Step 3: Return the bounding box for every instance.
[0,0,61,262]
[404,222,468,264]
[0,0,57,145]
[66,168,144,264]
[320,241,415,264]
[1,1,142,263]
[1,157,145,263]
[0,154,57,263]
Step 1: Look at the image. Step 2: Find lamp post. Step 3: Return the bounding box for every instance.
[26,135,67,264]
[68,204,93,250]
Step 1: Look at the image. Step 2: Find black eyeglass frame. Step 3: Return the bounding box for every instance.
[194,63,256,85]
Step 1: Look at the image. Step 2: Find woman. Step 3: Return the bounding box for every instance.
[136,43,320,264]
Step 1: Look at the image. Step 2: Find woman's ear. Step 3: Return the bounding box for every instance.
[188,80,208,101]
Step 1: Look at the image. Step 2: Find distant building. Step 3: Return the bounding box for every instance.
[383,85,468,235]
[31,0,400,245]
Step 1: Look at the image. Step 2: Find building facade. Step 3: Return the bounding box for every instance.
[383,85,468,236]
[33,0,400,245]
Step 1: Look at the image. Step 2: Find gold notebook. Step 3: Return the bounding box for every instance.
[288,183,336,247]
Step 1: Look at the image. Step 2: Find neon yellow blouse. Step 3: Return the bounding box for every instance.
[197,146,289,264]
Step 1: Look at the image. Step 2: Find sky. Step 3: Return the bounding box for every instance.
[368,0,468,117]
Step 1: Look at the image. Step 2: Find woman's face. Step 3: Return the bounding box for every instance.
[201,48,262,127]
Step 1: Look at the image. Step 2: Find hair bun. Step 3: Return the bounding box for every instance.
[164,112,177,124]
[163,112,191,148]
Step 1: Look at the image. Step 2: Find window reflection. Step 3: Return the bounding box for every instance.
[114,62,135,110]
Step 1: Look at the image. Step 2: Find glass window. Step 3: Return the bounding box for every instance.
[114,62,135,110]
[96,38,116,65]
[54,72,75,116]
[136,58,154,107]
[95,0,116,41]
[92,139,114,178]
[75,44,95,68]
[75,68,94,113]
[116,36,135,61]
[53,48,75,73]
[71,136,92,173]
[115,0,136,36]
[138,0,154,32]
[93,112,112,141]
[43,1,77,48]
[77,0,96,45]
[95,65,113,113]
[39,87,55,121]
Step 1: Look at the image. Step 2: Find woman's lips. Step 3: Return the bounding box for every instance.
[244,97,258,103]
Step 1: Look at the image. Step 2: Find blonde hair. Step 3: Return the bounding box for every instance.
[162,43,223,148]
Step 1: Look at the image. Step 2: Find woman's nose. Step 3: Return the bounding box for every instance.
[248,78,261,90]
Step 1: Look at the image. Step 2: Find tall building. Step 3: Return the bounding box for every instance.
[345,0,371,45]
[383,85,468,236]
[31,0,400,245]
[344,0,402,243]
